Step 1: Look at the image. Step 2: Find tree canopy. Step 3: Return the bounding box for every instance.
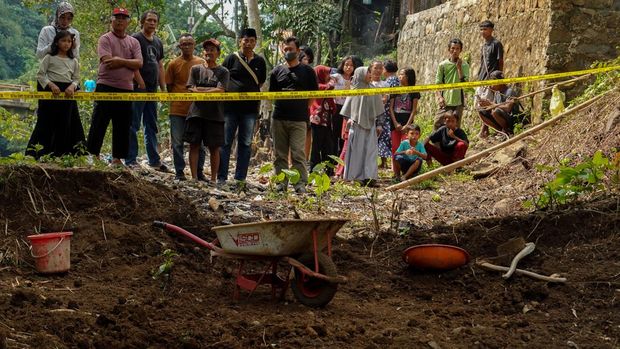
[0,0,45,80]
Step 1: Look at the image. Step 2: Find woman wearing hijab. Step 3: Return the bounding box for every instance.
[309,65,337,173]
[36,1,80,60]
[341,66,385,186]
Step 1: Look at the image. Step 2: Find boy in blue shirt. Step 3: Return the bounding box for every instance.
[393,124,427,181]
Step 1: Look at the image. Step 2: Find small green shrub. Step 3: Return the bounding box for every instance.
[524,151,616,210]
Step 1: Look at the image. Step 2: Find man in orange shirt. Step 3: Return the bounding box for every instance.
[165,33,206,181]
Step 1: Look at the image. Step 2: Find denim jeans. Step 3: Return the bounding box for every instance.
[127,89,160,166]
[169,115,205,177]
[217,112,257,182]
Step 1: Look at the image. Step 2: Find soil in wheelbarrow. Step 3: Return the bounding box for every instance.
[0,165,618,348]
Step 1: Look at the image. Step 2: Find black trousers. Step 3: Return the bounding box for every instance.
[26,82,85,159]
[86,84,132,159]
[310,124,337,174]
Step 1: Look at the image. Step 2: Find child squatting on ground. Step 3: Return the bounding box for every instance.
[424,110,469,166]
[393,124,427,182]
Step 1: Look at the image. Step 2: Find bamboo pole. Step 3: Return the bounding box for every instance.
[386,89,612,191]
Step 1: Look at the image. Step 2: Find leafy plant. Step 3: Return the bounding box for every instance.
[281,169,301,185]
[259,163,301,195]
[307,162,332,211]
[524,151,616,210]
[569,54,620,108]
[152,249,178,293]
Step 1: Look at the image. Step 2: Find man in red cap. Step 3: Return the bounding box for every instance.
[86,8,143,166]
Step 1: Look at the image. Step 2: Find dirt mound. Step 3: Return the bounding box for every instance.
[0,91,618,348]
[0,165,618,348]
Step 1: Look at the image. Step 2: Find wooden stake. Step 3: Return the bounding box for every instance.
[386,90,612,191]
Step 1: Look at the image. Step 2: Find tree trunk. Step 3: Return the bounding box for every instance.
[245,0,262,52]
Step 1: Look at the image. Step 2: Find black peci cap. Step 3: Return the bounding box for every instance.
[240,28,257,38]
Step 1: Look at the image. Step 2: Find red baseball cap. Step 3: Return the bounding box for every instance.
[112,8,130,17]
[202,38,221,52]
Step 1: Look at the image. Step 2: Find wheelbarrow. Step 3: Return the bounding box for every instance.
[153,219,349,307]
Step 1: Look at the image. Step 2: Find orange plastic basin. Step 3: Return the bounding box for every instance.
[402,244,470,271]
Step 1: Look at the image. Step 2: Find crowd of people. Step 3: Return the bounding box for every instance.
[26,2,522,191]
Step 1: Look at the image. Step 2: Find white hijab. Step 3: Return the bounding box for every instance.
[340,67,384,130]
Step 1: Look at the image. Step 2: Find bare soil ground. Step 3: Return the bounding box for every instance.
[0,91,618,348]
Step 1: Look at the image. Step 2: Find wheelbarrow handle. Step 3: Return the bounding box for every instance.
[153,221,166,229]
[153,221,217,251]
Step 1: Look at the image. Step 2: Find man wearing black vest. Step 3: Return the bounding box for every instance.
[218,28,267,188]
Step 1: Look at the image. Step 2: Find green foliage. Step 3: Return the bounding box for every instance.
[0,108,34,155]
[0,0,45,79]
[330,180,363,198]
[524,151,617,210]
[152,249,178,292]
[569,54,620,108]
[412,179,439,190]
[307,159,335,211]
[261,0,340,44]
[281,169,301,185]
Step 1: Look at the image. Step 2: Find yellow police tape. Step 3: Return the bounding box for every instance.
[1,65,618,102]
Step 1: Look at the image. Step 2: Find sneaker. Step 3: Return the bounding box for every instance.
[150,163,170,173]
[174,174,187,181]
[196,174,209,183]
[275,183,287,192]
[294,184,307,194]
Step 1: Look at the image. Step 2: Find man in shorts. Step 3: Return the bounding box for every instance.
[184,39,230,182]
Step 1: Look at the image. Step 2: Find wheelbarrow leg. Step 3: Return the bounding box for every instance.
[312,229,319,273]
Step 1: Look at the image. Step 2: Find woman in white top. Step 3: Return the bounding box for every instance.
[36,1,80,60]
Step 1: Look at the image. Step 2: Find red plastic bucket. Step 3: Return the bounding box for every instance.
[27,232,73,274]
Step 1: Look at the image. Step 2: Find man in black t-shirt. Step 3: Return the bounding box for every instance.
[126,10,167,171]
[477,20,504,81]
[218,28,267,187]
[477,20,505,138]
[184,39,230,182]
[269,36,319,193]
[424,110,469,166]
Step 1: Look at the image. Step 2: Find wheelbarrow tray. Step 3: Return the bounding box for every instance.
[211,219,349,257]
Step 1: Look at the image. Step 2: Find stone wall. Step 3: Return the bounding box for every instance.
[547,0,620,73]
[398,0,553,88]
[397,0,620,119]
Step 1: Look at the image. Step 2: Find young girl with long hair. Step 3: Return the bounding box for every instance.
[26,30,85,158]
[389,67,420,172]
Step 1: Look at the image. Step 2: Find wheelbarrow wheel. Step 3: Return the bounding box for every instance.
[291,252,338,308]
